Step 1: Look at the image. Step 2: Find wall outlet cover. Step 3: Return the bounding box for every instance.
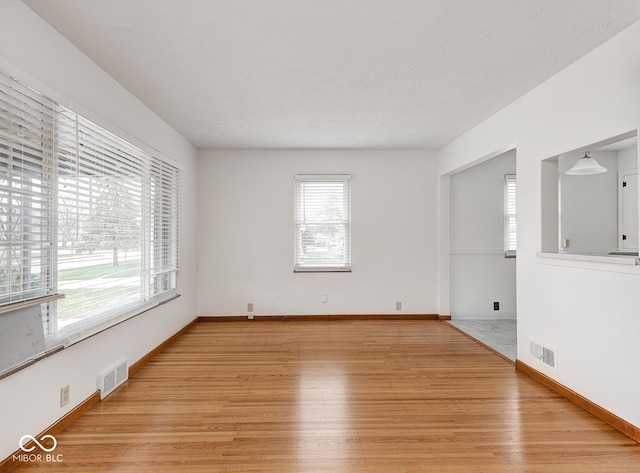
[60,385,70,407]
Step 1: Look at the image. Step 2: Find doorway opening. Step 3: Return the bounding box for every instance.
[448,149,517,361]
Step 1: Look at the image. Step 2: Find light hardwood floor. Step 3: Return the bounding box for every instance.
[13,321,640,472]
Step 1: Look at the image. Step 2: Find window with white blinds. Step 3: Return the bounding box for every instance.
[0,69,180,342]
[0,73,56,305]
[294,175,351,272]
[54,107,180,334]
[504,174,517,257]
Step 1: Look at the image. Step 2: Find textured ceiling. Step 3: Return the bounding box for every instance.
[22,0,640,150]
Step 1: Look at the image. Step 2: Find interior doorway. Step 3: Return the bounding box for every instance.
[447,149,517,361]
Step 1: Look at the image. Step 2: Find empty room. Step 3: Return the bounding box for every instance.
[1,1,640,471]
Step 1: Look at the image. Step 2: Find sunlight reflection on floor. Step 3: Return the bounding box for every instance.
[297,364,350,470]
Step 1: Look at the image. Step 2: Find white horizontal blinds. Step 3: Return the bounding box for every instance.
[56,108,147,330]
[0,66,181,345]
[150,156,179,296]
[504,174,517,255]
[0,72,55,305]
[295,175,350,271]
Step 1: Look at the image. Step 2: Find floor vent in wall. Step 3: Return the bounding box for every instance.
[97,360,128,399]
[530,340,558,371]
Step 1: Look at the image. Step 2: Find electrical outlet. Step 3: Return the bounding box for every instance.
[247,303,253,313]
[60,385,70,407]
[493,301,500,311]
[395,302,402,311]
[320,294,328,303]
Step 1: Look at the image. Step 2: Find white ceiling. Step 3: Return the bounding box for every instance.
[23,0,640,150]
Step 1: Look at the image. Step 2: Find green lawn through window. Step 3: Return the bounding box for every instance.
[58,259,141,281]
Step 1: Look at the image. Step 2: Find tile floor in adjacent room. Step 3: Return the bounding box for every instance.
[447,319,517,362]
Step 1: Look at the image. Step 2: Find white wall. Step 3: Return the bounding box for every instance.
[559,151,618,253]
[198,149,438,316]
[438,21,640,430]
[449,150,516,319]
[619,145,638,172]
[0,0,198,460]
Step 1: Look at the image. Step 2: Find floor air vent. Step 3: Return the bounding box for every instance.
[530,340,558,371]
[97,360,128,399]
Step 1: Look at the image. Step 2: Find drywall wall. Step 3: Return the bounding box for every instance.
[619,145,638,172]
[559,151,618,253]
[197,149,438,316]
[449,150,516,319]
[0,0,198,461]
[438,21,640,430]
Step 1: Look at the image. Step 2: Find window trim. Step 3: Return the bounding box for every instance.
[46,106,181,345]
[0,72,57,306]
[294,174,351,273]
[0,68,182,355]
[504,174,517,258]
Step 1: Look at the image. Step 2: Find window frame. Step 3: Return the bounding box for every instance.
[0,73,57,306]
[294,174,351,273]
[0,69,181,353]
[504,174,517,258]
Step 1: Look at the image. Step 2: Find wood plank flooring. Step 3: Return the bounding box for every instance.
[12,321,640,472]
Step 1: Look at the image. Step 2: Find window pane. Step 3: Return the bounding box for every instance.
[295,176,350,271]
[0,72,55,305]
[54,107,180,335]
[0,68,181,345]
[504,174,517,254]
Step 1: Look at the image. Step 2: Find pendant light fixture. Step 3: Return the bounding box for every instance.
[565,151,607,175]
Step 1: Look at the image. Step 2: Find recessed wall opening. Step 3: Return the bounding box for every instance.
[541,131,638,259]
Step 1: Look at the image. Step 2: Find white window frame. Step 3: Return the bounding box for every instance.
[294,174,351,272]
[504,174,516,257]
[0,69,181,353]
[0,72,57,307]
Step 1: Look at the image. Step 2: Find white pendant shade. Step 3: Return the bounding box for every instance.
[565,153,607,175]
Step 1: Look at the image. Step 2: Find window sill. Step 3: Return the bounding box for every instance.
[536,251,640,273]
[52,291,181,349]
[0,293,64,315]
[449,248,516,258]
[0,293,180,380]
[294,268,352,273]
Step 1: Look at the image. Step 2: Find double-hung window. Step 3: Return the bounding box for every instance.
[294,175,351,272]
[504,174,517,257]
[0,70,180,348]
